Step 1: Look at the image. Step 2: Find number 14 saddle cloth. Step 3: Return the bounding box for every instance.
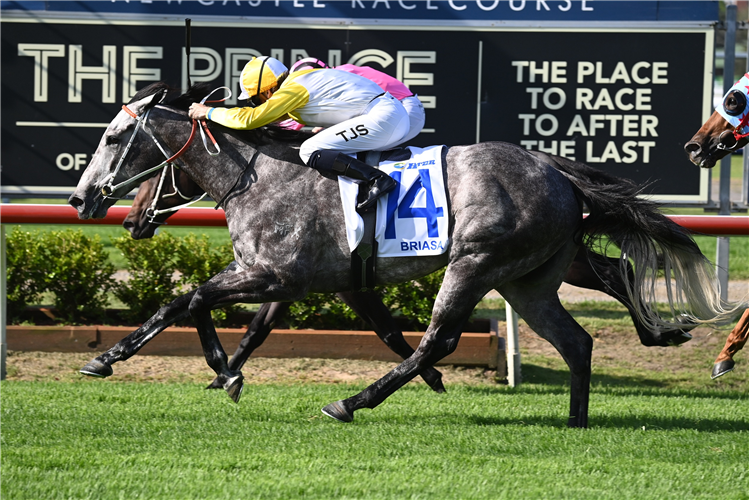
[338,145,449,258]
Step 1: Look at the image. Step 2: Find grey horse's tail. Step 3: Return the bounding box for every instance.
[546,154,746,331]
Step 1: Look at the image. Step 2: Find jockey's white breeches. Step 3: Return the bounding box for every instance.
[400,95,426,144]
[299,92,410,164]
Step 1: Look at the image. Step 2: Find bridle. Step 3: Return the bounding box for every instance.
[717,114,749,151]
[101,87,228,201]
[145,162,208,224]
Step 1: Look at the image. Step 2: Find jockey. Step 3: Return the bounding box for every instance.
[188,56,409,210]
[289,57,425,143]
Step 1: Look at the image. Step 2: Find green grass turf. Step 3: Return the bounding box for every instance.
[2,380,748,500]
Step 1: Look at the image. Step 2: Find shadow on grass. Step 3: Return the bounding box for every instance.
[466,413,749,432]
[517,364,746,400]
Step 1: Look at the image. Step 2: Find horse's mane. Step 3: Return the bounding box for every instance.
[129,81,314,144]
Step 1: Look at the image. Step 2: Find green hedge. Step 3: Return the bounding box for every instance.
[5,227,444,329]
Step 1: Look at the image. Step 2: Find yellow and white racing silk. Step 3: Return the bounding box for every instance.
[207,69,385,129]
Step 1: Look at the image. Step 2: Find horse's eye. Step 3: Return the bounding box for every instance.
[106,135,120,146]
[723,90,747,116]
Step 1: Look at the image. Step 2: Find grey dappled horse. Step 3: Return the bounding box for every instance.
[71,83,743,427]
[126,148,694,351]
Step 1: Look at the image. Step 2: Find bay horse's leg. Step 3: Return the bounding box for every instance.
[337,290,446,393]
[321,263,490,423]
[712,308,749,379]
[205,301,292,389]
[565,248,693,347]
[80,262,245,377]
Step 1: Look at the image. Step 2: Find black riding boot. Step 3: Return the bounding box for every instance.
[308,150,396,210]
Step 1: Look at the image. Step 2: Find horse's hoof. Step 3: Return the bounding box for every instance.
[80,359,113,378]
[430,378,447,394]
[665,331,693,346]
[421,368,446,393]
[711,359,735,379]
[205,378,223,390]
[321,401,354,422]
[224,374,244,403]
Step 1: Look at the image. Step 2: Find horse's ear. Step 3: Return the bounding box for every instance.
[149,89,168,106]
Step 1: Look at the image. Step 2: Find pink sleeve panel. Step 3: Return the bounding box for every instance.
[335,64,413,100]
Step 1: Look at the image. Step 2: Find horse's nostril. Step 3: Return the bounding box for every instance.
[684,142,702,154]
[68,196,84,208]
[123,220,134,230]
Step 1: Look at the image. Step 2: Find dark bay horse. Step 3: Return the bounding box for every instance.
[685,96,749,378]
[70,83,743,427]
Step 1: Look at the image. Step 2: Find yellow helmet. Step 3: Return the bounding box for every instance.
[238,56,288,100]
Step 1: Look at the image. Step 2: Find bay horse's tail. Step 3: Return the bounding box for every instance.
[545,153,747,331]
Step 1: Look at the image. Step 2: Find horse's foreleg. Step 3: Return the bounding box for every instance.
[80,291,196,377]
[206,301,292,389]
[337,290,446,393]
[712,308,749,379]
[186,267,307,403]
[566,248,692,347]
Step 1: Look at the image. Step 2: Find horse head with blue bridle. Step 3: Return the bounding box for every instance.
[71,82,745,427]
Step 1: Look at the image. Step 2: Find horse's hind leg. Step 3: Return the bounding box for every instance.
[499,283,593,428]
[713,308,749,379]
[322,265,490,423]
[337,290,446,393]
[566,248,692,347]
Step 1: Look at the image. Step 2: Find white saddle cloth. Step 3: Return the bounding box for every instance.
[338,145,449,258]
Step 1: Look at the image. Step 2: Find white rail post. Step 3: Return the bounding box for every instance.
[505,302,520,387]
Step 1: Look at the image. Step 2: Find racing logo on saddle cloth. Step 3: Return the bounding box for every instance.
[338,145,449,258]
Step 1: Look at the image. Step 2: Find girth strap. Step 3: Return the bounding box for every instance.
[351,151,382,291]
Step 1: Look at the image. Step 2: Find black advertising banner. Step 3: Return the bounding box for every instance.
[478,30,711,199]
[0,18,712,202]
